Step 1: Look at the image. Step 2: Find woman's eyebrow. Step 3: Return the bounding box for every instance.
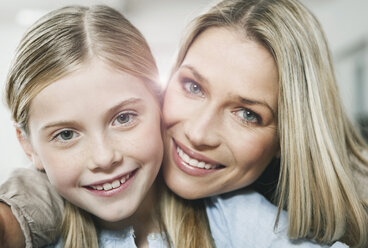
[238,97,276,119]
[181,64,276,118]
[180,64,209,85]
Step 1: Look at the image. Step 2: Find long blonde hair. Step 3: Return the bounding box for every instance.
[5,5,214,248]
[171,0,368,247]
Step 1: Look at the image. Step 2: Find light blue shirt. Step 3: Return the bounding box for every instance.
[48,189,348,248]
[47,226,170,248]
[205,189,349,248]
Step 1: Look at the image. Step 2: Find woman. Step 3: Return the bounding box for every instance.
[162,0,368,247]
[1,0,367,247]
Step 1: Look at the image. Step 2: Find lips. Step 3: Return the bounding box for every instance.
[89,172,133,191]
[84,169,137,197]
[172,139,224,176]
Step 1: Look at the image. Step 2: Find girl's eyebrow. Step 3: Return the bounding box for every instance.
[41,97,143,131]
[41,120,80,131]
[104,97,143,120]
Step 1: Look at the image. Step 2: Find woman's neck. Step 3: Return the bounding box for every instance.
[94,181,160,247]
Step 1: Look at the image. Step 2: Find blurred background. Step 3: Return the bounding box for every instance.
[0,0,368,183]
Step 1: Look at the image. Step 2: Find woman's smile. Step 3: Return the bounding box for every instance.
[162,27,279,199]
[172,138,224,176]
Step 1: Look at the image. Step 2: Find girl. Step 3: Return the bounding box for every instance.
[2,5,213,248]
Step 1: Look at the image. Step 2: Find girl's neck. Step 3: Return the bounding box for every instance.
[94,181,160,247]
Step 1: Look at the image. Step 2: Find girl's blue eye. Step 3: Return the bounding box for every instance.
[183,80,204,97]
[236,109,261,124]
[54,130,77,141]
[113,112,136,126]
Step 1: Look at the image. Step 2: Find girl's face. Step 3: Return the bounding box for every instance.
[20,59,163,224]
[162,27,279,199]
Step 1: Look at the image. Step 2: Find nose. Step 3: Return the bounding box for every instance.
[87,134,122,171]
[184,106,221,149]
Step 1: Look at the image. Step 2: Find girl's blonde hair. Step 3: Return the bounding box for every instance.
[171,0,368,247]
[5,5,214,248]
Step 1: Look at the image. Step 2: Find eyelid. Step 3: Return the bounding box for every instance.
[50,129,79,143]
[233,108,263,125]
[179,76,205,97]
[112,111,138,127]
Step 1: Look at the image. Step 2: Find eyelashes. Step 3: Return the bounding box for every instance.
[50,111,139,145]
[180,77,205,97]
[233,108,262,125]
[112,112,138,127]
[52,129,79,143]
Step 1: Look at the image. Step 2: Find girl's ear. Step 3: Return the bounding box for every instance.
[15,126,44,170]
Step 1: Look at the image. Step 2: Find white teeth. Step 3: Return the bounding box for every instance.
[198,162,205,168]
[176,146,218,170]
[90,173,132,191]
[189,158,198,166]
[112,180,120,189]
[103,183,112,190]
[182,153,190,163]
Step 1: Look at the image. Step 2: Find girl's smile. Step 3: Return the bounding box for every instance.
[21,59,164,224]
[83,169,137,197]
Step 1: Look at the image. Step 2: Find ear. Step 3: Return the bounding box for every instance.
[15,126,44,170]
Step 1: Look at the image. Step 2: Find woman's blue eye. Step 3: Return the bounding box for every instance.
[236,109,260,124]
[183,81,204,96]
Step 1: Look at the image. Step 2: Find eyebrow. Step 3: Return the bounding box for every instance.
[180,64,276,118]
[41,97,143,131]
[180,65,209,86]
[238,97,276,119]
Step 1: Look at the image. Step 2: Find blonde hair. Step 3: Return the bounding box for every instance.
[5,5,214,248]
[171,0,368,247]
[159,177,214,247]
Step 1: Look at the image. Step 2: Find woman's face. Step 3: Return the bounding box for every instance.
[162,27,279,199]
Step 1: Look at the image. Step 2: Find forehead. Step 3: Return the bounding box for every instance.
[28,60,158,120]
[182,27,278,109]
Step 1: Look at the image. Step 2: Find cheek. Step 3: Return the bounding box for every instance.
[39,149,83,189]
[163,82,187,124]
[232,130,278,171]
[135,116,164,168]
[162,87,176,123]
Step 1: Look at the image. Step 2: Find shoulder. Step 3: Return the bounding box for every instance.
[205,189,348,248]
[43,238,63,248]
[205,188,287,247]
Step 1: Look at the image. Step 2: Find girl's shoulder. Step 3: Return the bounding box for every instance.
[204,189,348,248]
